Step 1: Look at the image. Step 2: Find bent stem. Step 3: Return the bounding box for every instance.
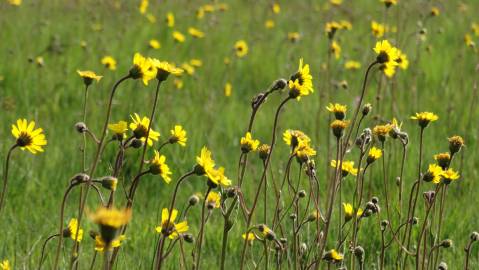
[0,144,18,217]
[38,233,60,270]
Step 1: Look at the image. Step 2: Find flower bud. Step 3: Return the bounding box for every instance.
[73,173,90,183]
[362,103,372,116]
[272,78,288,91]
[101,176,118,191]
[75,122,87,133]
[225,187,237,198]
[448,135,464,154]
[438,262,448,270]
[440,239,452,248]
[131,139,144,148]
[298,190,306,198]
[371,197,379,204]
[183,233,195,243]
[380,220,389,231]
[470,231,479,242]
[188,195,200,206]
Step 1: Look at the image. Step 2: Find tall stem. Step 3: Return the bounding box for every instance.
[194,186,212,270]
[0,144,18,216]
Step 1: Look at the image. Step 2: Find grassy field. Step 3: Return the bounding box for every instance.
[1,0,479,269]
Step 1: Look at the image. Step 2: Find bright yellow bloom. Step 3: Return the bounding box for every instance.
[108,121,128,139]
[367,147,382,164]
[65,218,83,242]
[151,59,183,78]
[11,119,47,154]
[395,49,409,70]
[326,103,347,120]
[324,249,344,262]
[139,0,148,14]
[330,41,341,59]
[168,125,187,146]
[149,39,161,49]
[374,40,399,77]
[373,124,392,141]
[410,112,438,128]
[166,12,175,27]
[371,21,385,38]
[288,32,301,42]
[224,82,232,96]
[240,132,260,153]
[0,260,10,270]
[156,208,189,239]
[181,63,195,75]
[234,40,249,58]
[173,31,186,43]
[283,129,311,149]
[188,27,205,38]
[95,234,125,252]
[345,60,361,70]
[441,168,460,184]
[430,7,440,16]
[190,59,203,67]
[129,113,160,146]
[242,232,255,243]
[331,160,358,176]
[288,58,314,99]
[343,203,363,222]
[77,70,102,85]
[196,146,216,179]
[208,166,231,187]
[330,120,349,138]
[425,164,443,184]
[295,141,316,162]
[90,207,131,229]
[131,53,157,85]
[380,0,397,7]
[150,150,172,183]
[206,191,221,209]
[265,19,275,29]
[330,0,342,5]
[272,2,280,14]
[101,56,117,70]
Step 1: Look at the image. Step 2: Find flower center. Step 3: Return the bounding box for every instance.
[17,132,33,147]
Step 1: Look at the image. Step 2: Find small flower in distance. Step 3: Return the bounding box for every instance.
[169,125,187,146]
[371,21,385,38]
[95,234,125,252]
[448,135,464,154]
[242,232,255,245]
[410,112,438,128]
[11,119,47,154]
[330,0,342,5]
[174,79,183,89]
[149,39,161,49]
[181,63,195,75]
[288,32,301,43]
[206,191,221,209]
[322,249,344,263]
[240,132,260,153]
[145,13,156,23]
[271,2,280,14]
[190,59,203,67]
[62,218,83,242]
[166,12,175,27]
[77,70,102,86]
[395,49,409,70]
[8,0,21,6]
[265,19,275,29]
[295,141,316,163]
[224,82,232,96]
[380,0,397,8]
[434,152,451,169]
[472,23,479,36]
[345,60,361,70]
[258,144,271,161]
[188,27,205,38]
[423,164,443,183]
[343,203,363,222]
[151,59,183,81]
[330,120,349,138]
[430,7,440,16]
[367,147,382,164]
[202,4,215,12]
[90,207,132,246]
[331,160,358,177]
[101,56,117,70]
[129,53,157,85]
[330,41,341,59]
[258,224,276,240]
[139,0,148,14]
[288,58,314,99]
[325,21,342,39]
[234,40,249,58]
[149,150,172,183]
[340,20,352,30]
[156,208,188,239]
[108,121,128,140]
[326,103,347,120]
[173,31,186,43]
[129,113,160,146]
[441,168,460,184]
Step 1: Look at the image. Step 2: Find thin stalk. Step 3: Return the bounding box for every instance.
[0,144,18,216]
[38,233,60,270]
[194,186,212,270]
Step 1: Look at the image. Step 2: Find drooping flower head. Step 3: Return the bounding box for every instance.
[63,218,83,242]
[410,112,438,128]
[108,121,128,140]
[169,125,187,146]
[155,208,188,239]
[90,207,132,246]
[149,150,172,183]
[288,58,314,99]
[11,119,47,154]
[367,147,382,164]
[206,191,221,209]
[423,164,443,183]
[129,113,160,146]
[240,132,260,153]
[283,129,311,150]
[77,70,102,86]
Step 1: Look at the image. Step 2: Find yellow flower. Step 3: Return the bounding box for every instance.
[166,12,175,27]
[325,21,342,39]
[90,207,132,244]
[330,41,341,59]
[169,125,187,146]
[234,40,249,58]
[330,120,349,138]
[174,79,183,89]
[472,23,479,36]
[208,167,232,187]
[190,59,203,67]
[331,160,358,176]
[188,27,205,38]
[344,60,361,70]
[0,260,10,270]
[149,150,172,183]
[202,4,215,12]
[283,129,311,150]
[395,49,409,70]
[441,168,460,184]
[206,191,221,209]
[258,224,276,240]
[464,34,475,48]
[295,141,317,163]
[288,58,314,99]
[181,63,195,75]
[146,13,156,23]
[326,103,347,120]
[195,146,216,178]
[340,20,352,30]
[240,132,260,153]
[265,20,275,29]
[149,39,161,49]
[434,152,451,169]
[288,32,301,43]
[330,0,342,5]
[424,164,443,184]
[224,82,232,97]
[151,59,183,80]
[173,31,186,43]
[196,7,205,19]
[11,119,47,154]
[371,21,385,38]
[448,135,465,154]
[64,218,83,242]
[139,0,148,14]
[430,7,440,16]
[7,0,21,6]
[77,70,102,86]
[373,124,392,141]
[95,234,125,252]
[101,56,117,70]
[367,147,382,164]
[242,232,255,243]
[130,53,157,85]
[410,112,438,128]
[343,203,363,222]
[374,40,399,77]
[380,0,397,8]
[108,121,128,139]
[272,2,280,14]
[323,249,344,263]
[129,113,160,146]
[156,208,188,239]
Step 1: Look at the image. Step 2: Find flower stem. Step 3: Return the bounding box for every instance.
[0,144,18,216]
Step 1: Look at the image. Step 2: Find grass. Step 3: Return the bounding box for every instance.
[1,0,479,269]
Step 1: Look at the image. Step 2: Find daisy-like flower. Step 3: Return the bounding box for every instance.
[108,121,128,140]
[95,234,126,252]
[129,113,160,146]
[101,56,117,70]
[188,27,205,38]
[77,70,102,86]
[195,146,216,178]
[208,167,232,187]
[326,103,347,120]
[11,119,47,154]
[410,112,438,128]
[166,12,175,27]
[155,208,188,239]
[345,60,361,70]
[181,63,195,75]
[434,152,451,169]
[242,232,255,244]
[258,224,276,240]
[0,260,10,270]
[325,21,342,39]
[374,40,399,77]
[151,59,183,81]
[283,129,311,150]
[322,249,344,263]
[380,0,397,8]
[395,49,409,70]
[373,124,392,142]
[331,160,358,177]
[173,31,186,43]
[129,53,157,85]
[330,120,349,138]
[423,164,443,183]
[63,218,83,242]
[330,41,341,59]
[441,168,460,184]
[367,147,382,164]
[288,32,301,43]
[240,132,260,153]
[206,191,221,209]
[234,40,249,58]
[343,203,363,222]
[169,125,187,146]
[295,141,316,163]
[288,58,314,99]
[371,21,386,38]
[149,150,172,183]
[90,207,132,245]
[149,39,161,49]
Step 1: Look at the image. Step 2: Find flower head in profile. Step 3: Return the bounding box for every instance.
[258,224,276,241]
[130,53,157,85]
[322,249,344,263]
[234,40,249,58]
[156,208,188,239]
[373,124,392,142]
[188,27,205,38]
[374,40,399,77]
[240,132,260,153]
[283,129,311,150]
[208,167,231,187]
[181,63,195,75]
[95,234,126,252]
[345,60,361,70]
[151,59,183,81]
[441,168,460,184]
[166,12,175,27]
[265,19,275,29]
[206,191,221,209]
[149,39,161,49]
[77,70,102,86]
[423,164,443,183]
[326,103,347,120]
[242,232,255,245]
[288,32,301,43]
[434,152,451,169]
[325,21,342,39]
[173,31,186,43]
[195,146,216,178]
[108,121,128,140]
[371,21,385,38]
[330,41,341,59]
[90,207,132,245]
[129,113,160,146]
[331,160,358,177]
[380,0,397,8]
[101,56,117,70]
[295,141,317,163]
[169,125,187,146]
[330,120,349,138]
[0,260,10,270]
[149,150,172,183]
[448,135,464,154]
[288,58,314,99]
[343,203,363,222]
[63,218,83,242]
[11,119,47,154]
[410,112,438,128]
[367,147,382,164]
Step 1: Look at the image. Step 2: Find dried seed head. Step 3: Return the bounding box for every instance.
[440,239,453,248]
[448,135,464,154]
[73,173,90,183]
[362,103,372,116]
[258,144,271,161]
[371,197,379,204]
[188,195,200,206]
[438,262,448,270]
[183,233,195,243]
[471,231,479,242]
[75,122,87,133]
[298,190,306,198]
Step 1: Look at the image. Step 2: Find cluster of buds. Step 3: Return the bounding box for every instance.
[363,197,380,217]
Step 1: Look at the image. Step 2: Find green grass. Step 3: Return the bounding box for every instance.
[1,0,479,269]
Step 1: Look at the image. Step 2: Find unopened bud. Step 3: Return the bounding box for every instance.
[188,195,200,206]
[75,122,87,133]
